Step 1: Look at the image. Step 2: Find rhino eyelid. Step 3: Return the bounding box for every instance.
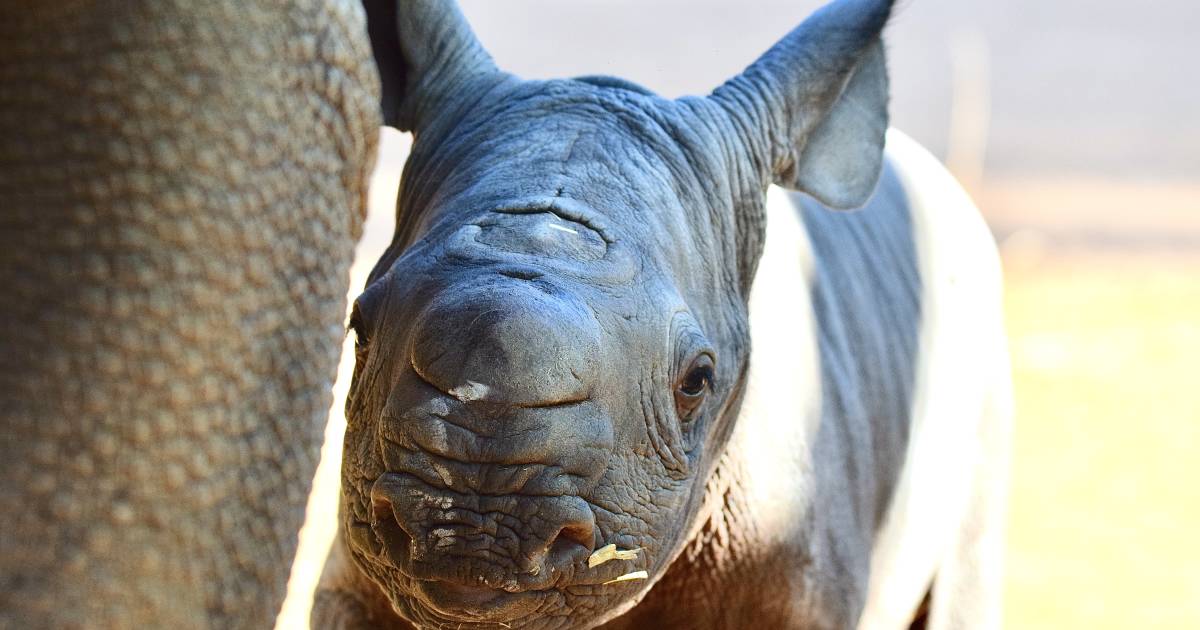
[678,355,715,393]
[674,352,715,422]
[680,363,715,395]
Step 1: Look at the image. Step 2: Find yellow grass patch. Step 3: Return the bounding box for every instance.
[1003,253,1200,629]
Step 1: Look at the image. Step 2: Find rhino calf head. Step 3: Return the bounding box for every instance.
[343,0,893,627]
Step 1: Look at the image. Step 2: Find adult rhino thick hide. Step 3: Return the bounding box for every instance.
[315,0,1011,628]
[0,1,379,628]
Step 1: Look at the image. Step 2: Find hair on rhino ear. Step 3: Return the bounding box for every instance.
[710,0,894,210]
[363,0,499,131]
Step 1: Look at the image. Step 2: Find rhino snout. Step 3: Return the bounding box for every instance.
[369,472,597,591]
[409,275,603,408]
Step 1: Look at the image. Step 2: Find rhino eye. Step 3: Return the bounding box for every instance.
[674,354,714,422]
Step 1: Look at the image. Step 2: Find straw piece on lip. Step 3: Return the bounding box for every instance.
[587,544,640,568]
[603,570,649,585]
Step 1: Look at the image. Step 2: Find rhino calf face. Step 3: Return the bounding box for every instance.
[342,83,746,627]
[344,0,893,627]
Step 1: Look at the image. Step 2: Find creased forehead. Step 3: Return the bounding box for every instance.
[383,75,746,345]
[412,80,734,254]
[424,79,722,200]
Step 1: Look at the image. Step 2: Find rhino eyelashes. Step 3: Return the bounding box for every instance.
[677,353,716,399]
[670,313,719,424]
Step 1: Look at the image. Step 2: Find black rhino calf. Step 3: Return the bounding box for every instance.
[315,0,1011,628]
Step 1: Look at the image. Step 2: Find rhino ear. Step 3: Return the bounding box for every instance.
[363,0,498,131]
[711,0,893,209]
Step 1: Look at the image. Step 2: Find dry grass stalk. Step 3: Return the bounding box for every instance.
[603,570,649,585]
[588,544,640,568]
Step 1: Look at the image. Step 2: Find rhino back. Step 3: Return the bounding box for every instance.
[798,155,923,532]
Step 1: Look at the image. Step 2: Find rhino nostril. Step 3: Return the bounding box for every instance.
[369,475,419,540]
[531,499,597,572]
[370,486,396,522]
[549,519,596,557]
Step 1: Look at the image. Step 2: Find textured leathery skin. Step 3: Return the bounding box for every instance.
[0,1,379,627]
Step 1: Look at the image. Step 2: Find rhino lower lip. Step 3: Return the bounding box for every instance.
[417,579,544,622]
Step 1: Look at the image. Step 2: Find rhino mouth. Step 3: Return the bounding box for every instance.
[350,504,550,624]
[365,491,580,594]
[366,473,637,568]
[348,471,651,625]
[416,579,546,620]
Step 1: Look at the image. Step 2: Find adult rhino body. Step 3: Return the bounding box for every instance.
[316,0,1010,628]
[0,1,378,627]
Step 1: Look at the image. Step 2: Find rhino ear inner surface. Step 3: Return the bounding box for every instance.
[788,41,889,209]
[363,0,497,131]
[711,0,894,210]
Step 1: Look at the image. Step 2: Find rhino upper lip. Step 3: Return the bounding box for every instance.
[363,517,567,593]
[361,488,641,595]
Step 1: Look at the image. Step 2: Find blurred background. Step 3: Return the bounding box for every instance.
[279,1,1200,627]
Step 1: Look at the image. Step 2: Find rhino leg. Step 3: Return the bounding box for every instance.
[0,1,379,627]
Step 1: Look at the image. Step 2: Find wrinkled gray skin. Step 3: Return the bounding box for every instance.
[0,1,378,627]
[316,0,995,629]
